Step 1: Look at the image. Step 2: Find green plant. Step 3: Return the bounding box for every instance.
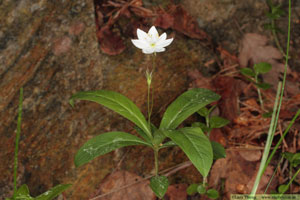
[240,62,272,111]
[265,0,286,57]
[193,106,227,161]
[70,26,220,199]
[186,106,227,198]
[6,88,71,200]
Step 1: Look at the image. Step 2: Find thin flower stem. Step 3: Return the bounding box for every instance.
[147,53,156,128]
[147,82,151,128]
[14,88,23,197]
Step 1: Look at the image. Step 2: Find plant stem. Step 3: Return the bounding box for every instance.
[147,81,151,128]
[147,53,156,128]
[203,176,207,187]
[154,148,159,176]
[14,88,23,197]
[255,74,265,111]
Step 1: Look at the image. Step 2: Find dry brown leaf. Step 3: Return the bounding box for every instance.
[91,170,155,200]
[187,69,214,90]
[154,5,211,41]
[238,150,262,162]
[209,150,277,199]
[96,26,126,55]
[238,33,290,86]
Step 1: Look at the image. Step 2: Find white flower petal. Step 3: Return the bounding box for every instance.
[142,48,155,54]
[155,47,166,52]
[155,38,173,49]
[157,33,167,43]
[148,26,159,40]
[137,28,150,41]
[131,39,149,49]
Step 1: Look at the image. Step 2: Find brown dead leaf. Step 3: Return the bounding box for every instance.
[165,184,188,200]
[209,150,277,199]
[97,26,126,55]
[238,33,290,86]
[154,5,211,42]
[238,150,262,162]
[91,170,155,200]
[187,69,214,90]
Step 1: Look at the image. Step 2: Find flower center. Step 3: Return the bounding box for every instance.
[150,43,156,47]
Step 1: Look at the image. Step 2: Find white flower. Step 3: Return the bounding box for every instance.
[131,26,173,54]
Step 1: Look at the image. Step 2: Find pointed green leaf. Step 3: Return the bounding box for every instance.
[160,89,220,129]
[197,107,209,117]
[150,176,169,199]
[192,122,211,133]
[291,153,300,167]
[163,127,213,177]
[283,152,294,163]
[70,90,152,141]
[206,189,219,199]
[256,82,272,90]
[210,116,230,128]
[211,141,226,160]
[240,68,255,77]
[254,62,272,74]
[75,132,152,167]
[187,184,199,195]
[8,185,34,200]
[35,184,72,200]
[16,185,30,195]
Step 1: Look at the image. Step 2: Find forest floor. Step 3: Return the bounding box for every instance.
[87,0,300,199]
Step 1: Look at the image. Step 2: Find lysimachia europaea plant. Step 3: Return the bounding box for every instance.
[70,26,221,199]
[6,88,71,200]
[187,106,228,199]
